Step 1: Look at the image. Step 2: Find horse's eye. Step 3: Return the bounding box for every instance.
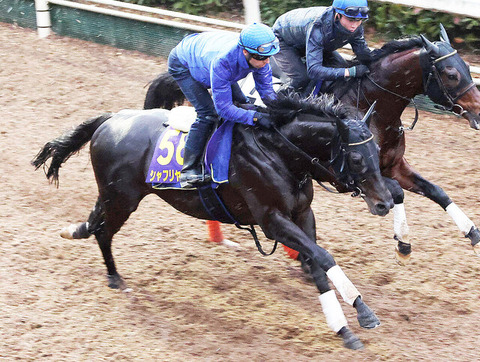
[347,152,367,173]
[448,74,457,80]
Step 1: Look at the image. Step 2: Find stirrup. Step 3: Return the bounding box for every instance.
[180,173,211,189]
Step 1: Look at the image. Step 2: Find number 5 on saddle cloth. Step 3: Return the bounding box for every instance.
[145,106,238,224]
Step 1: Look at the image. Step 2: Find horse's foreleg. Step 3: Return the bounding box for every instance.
[392,161,480,251]
[383,177,411,265]
[307,254,364,350]
[278,210,375,348]
[260,211,362,348]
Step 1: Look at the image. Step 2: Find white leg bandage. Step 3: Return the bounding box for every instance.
[318,290,348,333]
[446,203,475,235]
[393,203,409,243]
[326,265,361,306]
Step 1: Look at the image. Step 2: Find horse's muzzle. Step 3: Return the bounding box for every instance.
[372,199,394,217]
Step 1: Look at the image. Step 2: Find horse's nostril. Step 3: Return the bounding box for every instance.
[377,203,386,211]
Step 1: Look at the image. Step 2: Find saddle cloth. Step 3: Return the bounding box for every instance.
[146,107,234,189]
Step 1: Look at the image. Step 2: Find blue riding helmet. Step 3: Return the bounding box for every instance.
[238,23,280,57]
[333,0,369,19]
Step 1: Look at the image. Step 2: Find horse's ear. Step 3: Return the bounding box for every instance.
[361,100,377,127]
[336,118,350,141]
[420,34,440,57]
[439,23,450,44]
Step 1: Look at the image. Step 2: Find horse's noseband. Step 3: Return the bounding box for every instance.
[329,132,376,196]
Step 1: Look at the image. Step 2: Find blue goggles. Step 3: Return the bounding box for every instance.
[344,6,369,18]
[243,38,279,55]
[256,38,279,54]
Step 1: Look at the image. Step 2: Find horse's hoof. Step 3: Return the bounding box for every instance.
[221,239,240,248]
[107,274,128,290]
[59,224,77,239]
[355,298,381,329]
[466,227,480,253]
[60,222,90,239]
[338,327,364,350]
[395,247,411,266]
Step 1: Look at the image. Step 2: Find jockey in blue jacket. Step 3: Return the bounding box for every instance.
[272,0,377,93]
[168,23,279,188]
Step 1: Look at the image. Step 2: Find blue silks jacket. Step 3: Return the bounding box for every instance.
[273,6,374,80]
[173,32,276,125]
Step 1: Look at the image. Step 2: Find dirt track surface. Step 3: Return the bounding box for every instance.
[1,22,480,361]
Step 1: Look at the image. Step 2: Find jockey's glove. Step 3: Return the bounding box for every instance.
[347,65,370,78]
[253,112,274,129]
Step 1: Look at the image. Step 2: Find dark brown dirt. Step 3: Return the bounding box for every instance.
[1,22,480,361]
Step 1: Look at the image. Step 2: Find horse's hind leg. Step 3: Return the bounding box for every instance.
[60,195,133,289]
[60,198,104,240]
[95,190,145,291]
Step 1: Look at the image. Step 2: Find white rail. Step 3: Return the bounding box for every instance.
[76,0,245,29]
[47,0,234,33]
[34,0,479,84]
[372,0,480,19]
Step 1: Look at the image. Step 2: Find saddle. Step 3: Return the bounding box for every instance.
[145,107,237,223]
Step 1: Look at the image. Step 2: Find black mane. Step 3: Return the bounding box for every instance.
[266,92,357,125]
[358,36,424,64]
[378,36,423,57]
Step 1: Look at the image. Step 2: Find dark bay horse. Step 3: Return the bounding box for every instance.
[33,94,393,350]
[146,27,480,263]
[334,29,480,262]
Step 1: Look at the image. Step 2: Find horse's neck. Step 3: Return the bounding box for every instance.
[279,119,336,167]
[376,49,424,99]
[356,49,425,128]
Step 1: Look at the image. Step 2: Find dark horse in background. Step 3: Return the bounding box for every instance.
[33,94,393,349]
[335,28,480,262]
[145,26,480,264]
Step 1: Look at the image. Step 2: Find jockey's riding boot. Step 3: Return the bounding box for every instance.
[179,147,204,188]
[179,116,216,189]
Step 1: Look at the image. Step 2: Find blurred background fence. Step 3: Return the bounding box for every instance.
[0,0,478,114]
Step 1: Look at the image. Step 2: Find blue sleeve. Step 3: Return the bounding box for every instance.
[306,25,346,81]
[253,64,277,104]
[211,58,255,125]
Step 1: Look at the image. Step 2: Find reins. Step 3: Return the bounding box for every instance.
[241,119,369,256]
[364,74,420,134]
[272,126,340,181]
[235,223,278,256]
[360,47,475,133]
[270,125,367,196]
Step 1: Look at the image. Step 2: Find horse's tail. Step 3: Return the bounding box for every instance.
[144,71,185,110]
[31,113,113,185]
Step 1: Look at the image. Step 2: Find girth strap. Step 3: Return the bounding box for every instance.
[197,184,278,255]
[197,185,238,224]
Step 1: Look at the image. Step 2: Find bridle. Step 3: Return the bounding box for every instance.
[423,49,477,116]
[268,123,376,197]
[361,44,476,132]
[239,125,374,256]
